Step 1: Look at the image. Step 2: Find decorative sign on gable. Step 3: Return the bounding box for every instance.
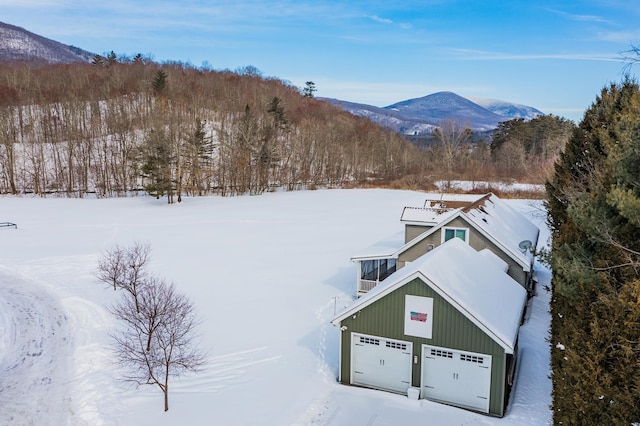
[404,295,434,339]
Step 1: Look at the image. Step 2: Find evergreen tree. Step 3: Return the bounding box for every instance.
[267,96,287,129]
[91,54,105,66]
[141,128,175,203]
[302,81,316,98]
[184,119,214,195]
[106,51,118,66]
[152,70,168,97]
[546,78,640,425]
[492,115,575,163]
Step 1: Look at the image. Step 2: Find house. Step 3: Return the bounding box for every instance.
[352,193,539,296]
[332,238,527,417]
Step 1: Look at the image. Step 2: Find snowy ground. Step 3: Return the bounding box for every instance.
[0,189,551,425]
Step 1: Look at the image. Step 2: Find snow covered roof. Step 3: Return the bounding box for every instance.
[400,206,460,226]
[400,193,484,225]
[350,231,404,260]
[479,248,509,273]
[422,193,487,208]
[333,238,527,354]
[462,194,540,270]
[395,193,540,272]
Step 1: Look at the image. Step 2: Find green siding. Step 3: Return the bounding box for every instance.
[339,277,509,417]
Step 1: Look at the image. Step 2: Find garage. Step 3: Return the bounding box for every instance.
[350,333,413,394]
[333,239,528,417]
[422,344,492,413]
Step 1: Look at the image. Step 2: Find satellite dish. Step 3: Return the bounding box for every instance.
[518,240,532,252]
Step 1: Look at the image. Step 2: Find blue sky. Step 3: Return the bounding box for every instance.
[3,1,640,122]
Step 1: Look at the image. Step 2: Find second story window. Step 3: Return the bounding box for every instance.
[442,227,468,243]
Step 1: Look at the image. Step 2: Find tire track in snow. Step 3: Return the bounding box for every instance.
[0,269,73,426]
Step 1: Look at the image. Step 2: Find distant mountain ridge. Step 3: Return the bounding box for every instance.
[0,21,542,135]
[0,22,93,63]
[323,92,544,134]
[469,97,542,121]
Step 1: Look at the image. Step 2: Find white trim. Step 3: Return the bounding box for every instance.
[351,254,399,261]
[441,226,470,244]
[392,195,539,273]
[420,344,492,413]
[333,268,517,354]
[404,295,434,338]
[333,241,526,354]
[422,273,516,353]
[350,332,413,394]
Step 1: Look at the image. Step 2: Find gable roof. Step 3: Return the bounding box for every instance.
[333,238,527,354]
[395,193,540,272]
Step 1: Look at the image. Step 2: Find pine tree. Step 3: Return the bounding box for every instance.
[302,81,316,98]
[141,128,175,203]
[152,70,167,97]
[547,78,640,425]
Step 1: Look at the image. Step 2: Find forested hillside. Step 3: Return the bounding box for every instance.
[0,59,428,199]
[0,58,572,200]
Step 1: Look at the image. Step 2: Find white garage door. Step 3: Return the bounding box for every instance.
[351,333,412,394]
[421,345,492,413]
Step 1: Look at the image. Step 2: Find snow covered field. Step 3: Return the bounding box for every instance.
[0,189,551,425]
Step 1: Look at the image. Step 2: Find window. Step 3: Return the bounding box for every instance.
[460,354,484,364]
[442,227,468,243]
[360,336,380,345]
[360,259,378,281]
[378,258,397,281]
[386,341,407,350]
[360,258,397,282]
[431,348,453,358]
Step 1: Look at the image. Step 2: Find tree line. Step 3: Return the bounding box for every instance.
[0,58,574,200]
[0,59,426,200]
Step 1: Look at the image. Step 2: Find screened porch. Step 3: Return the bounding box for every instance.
[356,258,397,295]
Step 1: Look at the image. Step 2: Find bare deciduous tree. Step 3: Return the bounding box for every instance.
[96,241,150,313]
[432,119,472,188]
[111,277,206,412]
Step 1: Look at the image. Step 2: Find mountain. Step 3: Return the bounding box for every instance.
[0,22,93,63]
[322,98,438,135]
[384,91,505,132]
[0,21,542,135]
[469,97,543,121]
[324,91,544,135]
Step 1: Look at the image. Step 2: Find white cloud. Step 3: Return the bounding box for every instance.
[367,15,393,24]
[364,14,411,29]
[447,48,621,62]
[546,8,615,25]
